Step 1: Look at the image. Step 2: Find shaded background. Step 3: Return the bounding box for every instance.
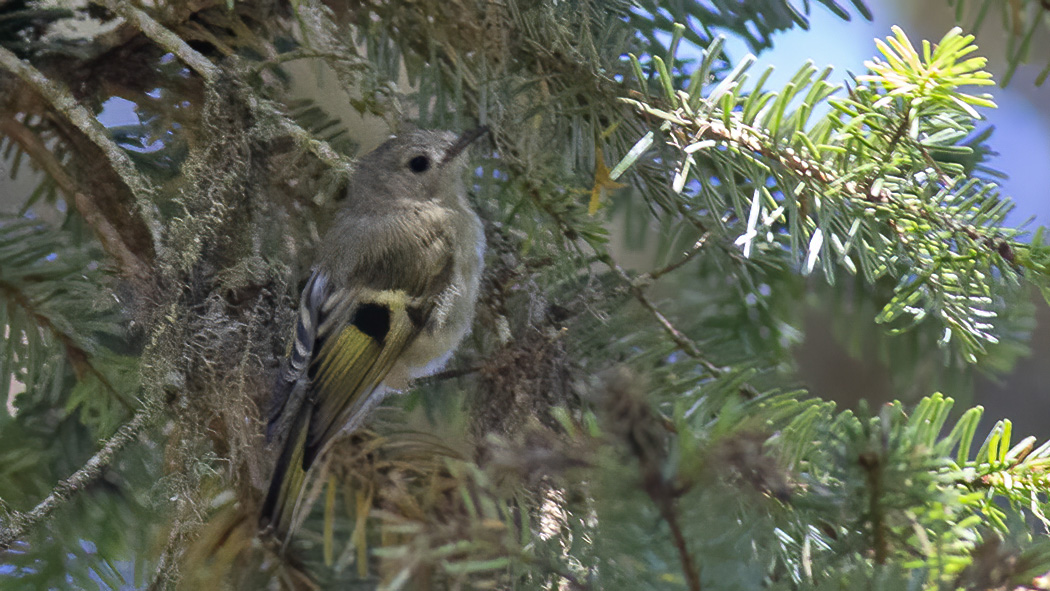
[745,3,1050,436]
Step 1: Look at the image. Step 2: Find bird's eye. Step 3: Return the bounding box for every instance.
[408,155,431,173]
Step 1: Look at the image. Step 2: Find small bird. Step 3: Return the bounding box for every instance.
[260,128,487,540]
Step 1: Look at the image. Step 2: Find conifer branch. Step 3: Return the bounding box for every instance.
[633,95,1018,269]
[0,116,152,280]
[0,45,163,249]
[646,102,884,200]
[0,399,160,550]
[0,278,134,413]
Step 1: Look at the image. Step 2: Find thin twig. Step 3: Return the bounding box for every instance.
[147,496,193,591]
[859,451,888,564]
[610,254,761,399]
[605,258,725,376]
[0,400,161,550]
[642,232,710,283]
[492,126,734,382]
[266,101,356,175]
[146,528,180,591]
[624,403,701,590]
[421,365,482,383]
[250,49,375,74]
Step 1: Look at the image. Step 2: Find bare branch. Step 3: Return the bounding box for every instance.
[73,192,153,281]
[251,93,356,175]
[0,117,75,193]
[97,0,220,84]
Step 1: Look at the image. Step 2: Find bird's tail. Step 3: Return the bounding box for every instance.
[259,405,310,540]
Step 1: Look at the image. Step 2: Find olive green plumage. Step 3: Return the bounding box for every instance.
[261,129,487,541]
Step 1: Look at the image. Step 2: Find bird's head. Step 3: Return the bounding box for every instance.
[346,127,488,209]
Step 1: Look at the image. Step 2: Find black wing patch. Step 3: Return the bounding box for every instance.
[351,303,391,343]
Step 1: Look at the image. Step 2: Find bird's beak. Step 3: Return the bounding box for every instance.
[441,126,489,165]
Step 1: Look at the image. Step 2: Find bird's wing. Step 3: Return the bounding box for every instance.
[261,275,426,535]
[300,221,460,463]
[262,241,455,536]
[267,272,329,442]
[302,286,423,466]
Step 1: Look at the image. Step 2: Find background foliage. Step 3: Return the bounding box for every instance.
[1,0,1050,589]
